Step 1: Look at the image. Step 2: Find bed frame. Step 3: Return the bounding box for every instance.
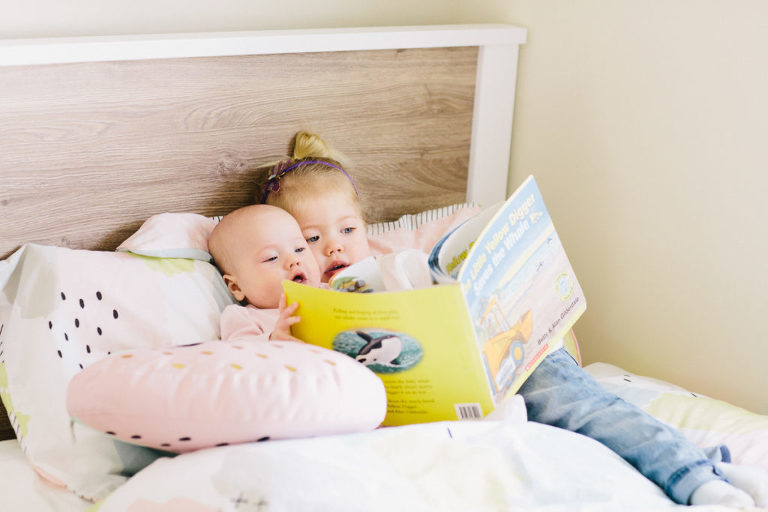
[0,24,527,441]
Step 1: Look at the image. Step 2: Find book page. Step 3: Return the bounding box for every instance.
[428,202,502,284]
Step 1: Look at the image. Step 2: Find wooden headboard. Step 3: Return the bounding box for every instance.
[0,25,526,441]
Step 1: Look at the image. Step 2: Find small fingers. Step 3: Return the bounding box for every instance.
[283,315,301,326]
[283,301,299,315]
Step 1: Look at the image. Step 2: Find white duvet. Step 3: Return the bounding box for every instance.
[4,382,762,512]
[3,414,755,511]
[95,417,699,512]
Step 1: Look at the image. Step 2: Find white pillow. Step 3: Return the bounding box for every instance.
[117,212,216,260]
[0,243,233,502]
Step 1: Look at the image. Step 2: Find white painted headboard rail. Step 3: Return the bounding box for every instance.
[0,24,527,208]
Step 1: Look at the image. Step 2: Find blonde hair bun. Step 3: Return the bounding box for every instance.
[292,131,335,160]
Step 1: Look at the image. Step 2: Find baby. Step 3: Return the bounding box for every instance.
[208,204,321,342]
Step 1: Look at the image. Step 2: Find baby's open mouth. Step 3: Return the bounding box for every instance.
[291,271,307,283]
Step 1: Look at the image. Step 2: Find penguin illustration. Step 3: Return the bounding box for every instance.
[354,330,403,367]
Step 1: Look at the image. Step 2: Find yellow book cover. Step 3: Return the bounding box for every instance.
[283,281,494,426]
[284,176,586,426]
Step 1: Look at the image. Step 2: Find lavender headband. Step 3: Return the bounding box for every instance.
[260,159,359,204]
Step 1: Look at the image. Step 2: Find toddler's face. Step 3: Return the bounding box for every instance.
[291,191,371,283]
[226,208,321,308]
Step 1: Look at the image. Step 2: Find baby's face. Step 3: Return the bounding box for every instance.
[291,191,371,283]
[227,207,321,308]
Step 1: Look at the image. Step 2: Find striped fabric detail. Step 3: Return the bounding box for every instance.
[366,202,476,236]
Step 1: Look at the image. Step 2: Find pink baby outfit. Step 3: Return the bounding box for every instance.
[220,283,331,341]
[219,304,278,342]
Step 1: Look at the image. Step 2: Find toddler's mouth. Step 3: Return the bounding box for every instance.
[324,261,348,280]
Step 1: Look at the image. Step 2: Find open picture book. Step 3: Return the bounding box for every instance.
[284,176,586,425]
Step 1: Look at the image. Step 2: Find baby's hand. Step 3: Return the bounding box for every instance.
[269,294,304,343]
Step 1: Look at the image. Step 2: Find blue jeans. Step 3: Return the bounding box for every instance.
[518,347,729,505]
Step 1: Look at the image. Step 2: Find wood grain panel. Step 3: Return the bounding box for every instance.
[0,47,476,259]
[0,46,477,438]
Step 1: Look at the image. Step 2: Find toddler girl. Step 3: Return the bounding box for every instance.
[260,131,433,290]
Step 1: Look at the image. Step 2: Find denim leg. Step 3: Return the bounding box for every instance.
[518,347,728,504]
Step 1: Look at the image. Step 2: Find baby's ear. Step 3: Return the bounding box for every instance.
[223,274,246,302]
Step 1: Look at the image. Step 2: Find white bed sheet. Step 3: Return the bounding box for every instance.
[2,401,756,512]
[95,419,697,512]
[0,439,92,511]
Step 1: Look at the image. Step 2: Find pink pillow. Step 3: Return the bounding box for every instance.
[66,339,387,453]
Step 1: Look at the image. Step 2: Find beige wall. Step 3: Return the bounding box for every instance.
[0,0,466,38]
[4,1,765,414]
[498,1,768,414]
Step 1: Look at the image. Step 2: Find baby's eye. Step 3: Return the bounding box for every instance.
[342,227,356,234]
[295,247,305,253]
[306,235,319,243]
[263,255,278,262]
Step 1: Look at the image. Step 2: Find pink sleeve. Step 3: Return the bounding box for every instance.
[219,304,278,342]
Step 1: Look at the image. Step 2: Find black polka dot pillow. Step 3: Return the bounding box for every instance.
[0,243,234,501]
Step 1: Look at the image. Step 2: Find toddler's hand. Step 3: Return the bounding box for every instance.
[269,294,304,342]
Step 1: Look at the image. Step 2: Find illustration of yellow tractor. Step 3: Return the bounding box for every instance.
[479,296,533,392]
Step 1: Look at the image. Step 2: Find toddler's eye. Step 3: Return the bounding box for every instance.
[342,227,355,234]
[295,247,305,253]
[306,235,319,243]
[264,256,278,262]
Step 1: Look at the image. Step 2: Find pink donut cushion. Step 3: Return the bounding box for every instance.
[66,338,387,453]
